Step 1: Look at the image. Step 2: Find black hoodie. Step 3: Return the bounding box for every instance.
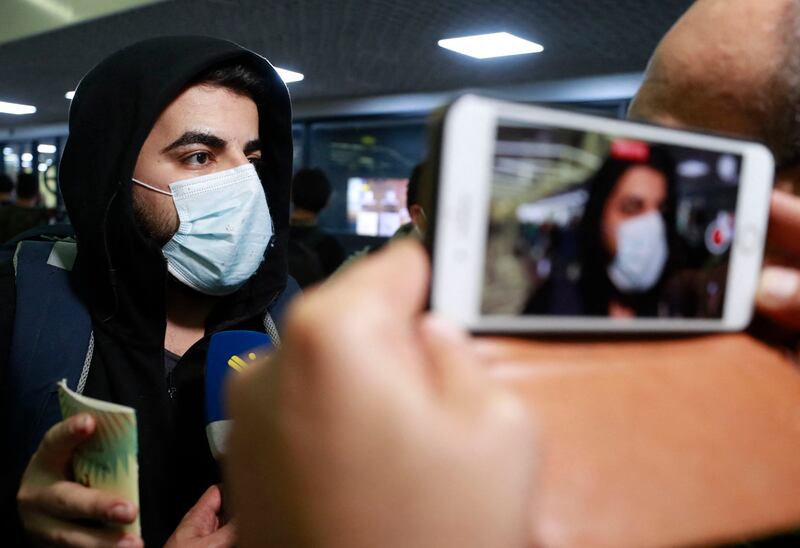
[6,36,293,545]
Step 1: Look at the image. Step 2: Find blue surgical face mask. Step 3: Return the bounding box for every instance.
[132,163,273,296]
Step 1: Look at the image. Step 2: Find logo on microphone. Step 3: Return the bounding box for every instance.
[227,351,262,372]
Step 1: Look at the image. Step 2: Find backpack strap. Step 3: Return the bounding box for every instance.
[5,240,93,477]
[263,275,301,347]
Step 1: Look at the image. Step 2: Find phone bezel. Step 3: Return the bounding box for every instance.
[429,95,775,333]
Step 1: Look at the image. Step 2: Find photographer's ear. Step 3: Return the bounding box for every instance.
[775,163,800,195]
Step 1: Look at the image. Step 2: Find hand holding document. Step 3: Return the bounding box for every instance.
[57,380,140,535]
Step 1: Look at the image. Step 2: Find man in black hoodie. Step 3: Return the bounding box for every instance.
[1,36,295,546]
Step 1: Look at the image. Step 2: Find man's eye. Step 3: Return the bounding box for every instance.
[185,152,211,165]
[248,156,262,165]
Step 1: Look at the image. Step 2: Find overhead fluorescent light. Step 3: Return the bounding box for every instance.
[21,153,33,162]
[0,100,36,115]
[438,32,543,59]
[65,91,75,100]
[274,67,304,84]
[37,144,57,154]
[2,147,12,155]
[38,163,48,172]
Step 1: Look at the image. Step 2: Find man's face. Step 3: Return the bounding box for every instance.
[132,84,261,245]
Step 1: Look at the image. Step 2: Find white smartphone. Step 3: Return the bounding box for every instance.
[427,95,775,333]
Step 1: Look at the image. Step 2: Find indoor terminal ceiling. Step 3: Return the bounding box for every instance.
[0,0,694,128]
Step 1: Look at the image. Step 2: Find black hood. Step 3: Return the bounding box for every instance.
[60,35,293,343]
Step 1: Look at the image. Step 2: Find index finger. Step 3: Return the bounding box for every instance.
[767,190,800,257]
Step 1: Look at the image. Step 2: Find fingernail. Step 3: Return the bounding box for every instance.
[759,267,800,305]
[110,503,134,522]
[117,537,140,548]
[74,414,90,432]
[423,314,467,343]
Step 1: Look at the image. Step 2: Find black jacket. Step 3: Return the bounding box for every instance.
[1,36,293,545]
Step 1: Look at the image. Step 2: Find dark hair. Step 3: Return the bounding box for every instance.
[191,61,268,103]
[578,145,679,316]
[291,168,332,213]
[16,172,39,200]
[406,163,423,207]
[0,174,13,194]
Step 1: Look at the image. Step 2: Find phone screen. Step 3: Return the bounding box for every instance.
[482,120,743,319]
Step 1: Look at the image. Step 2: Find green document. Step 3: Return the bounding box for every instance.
[57,380,140,535]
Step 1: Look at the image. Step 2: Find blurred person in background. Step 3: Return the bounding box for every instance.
[578,144,680,317]
[0,172,53,243]
[391,162,427,240]
[0,174,13,206]
[289,167,346,284]
[525,144,681,317]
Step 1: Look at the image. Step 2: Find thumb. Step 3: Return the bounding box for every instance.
[418,314,486,404]
[756,266,800,329]
[37,414,95,471]
[173,485,224,538]
[204,521,236,548]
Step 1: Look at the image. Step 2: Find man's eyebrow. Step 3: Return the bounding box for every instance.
[243,139,262,155]
[161,131,227,154]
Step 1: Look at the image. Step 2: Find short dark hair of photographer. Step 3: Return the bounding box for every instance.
[0,174,13,195]
[16,172,40,201]
[292,168,332,214]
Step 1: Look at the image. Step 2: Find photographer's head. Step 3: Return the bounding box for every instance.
[630,0,800,183]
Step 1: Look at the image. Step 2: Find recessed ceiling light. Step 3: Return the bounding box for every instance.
[38,163,48,172]
[37,144,57,154]
[274,67,304,84]
[0,100,36,115]
[438,32,543,59]
[21,153,33,162]
[65,91,75,100]
[2,147,12,155]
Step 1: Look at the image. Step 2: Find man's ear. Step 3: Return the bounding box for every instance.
[775,163,800,195]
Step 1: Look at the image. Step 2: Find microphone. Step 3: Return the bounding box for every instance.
[205,330,271,459]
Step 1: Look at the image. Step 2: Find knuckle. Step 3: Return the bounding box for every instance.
[283,296,326,345]
[49,528,76,547]
[51,487,72,514]
[490,392,532,433]
[16,485,36,512]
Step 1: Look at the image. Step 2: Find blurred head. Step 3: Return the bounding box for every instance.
[630,0,800,184]
[132,61,266,246]
[601,164,668,256]
[291,168,332,215]
[16,172,40,203]
[0,174,13,197]
[406,163,427,235]
[579,145,678,313]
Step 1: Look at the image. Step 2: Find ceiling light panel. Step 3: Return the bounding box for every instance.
[438,32,543,59]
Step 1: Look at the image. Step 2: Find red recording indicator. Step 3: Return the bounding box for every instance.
[705,213,734,255]
[610,139,650,162]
